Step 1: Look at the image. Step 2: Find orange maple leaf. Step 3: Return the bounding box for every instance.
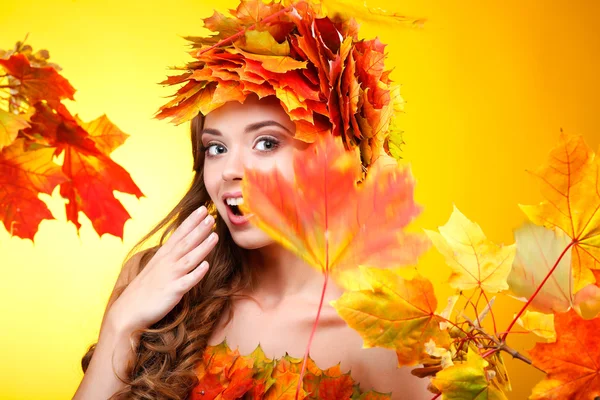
[520,132,600,292]
[0,108,30,150]
[528,309,600,399]
[0,138,67,240]
[240,133,429,289]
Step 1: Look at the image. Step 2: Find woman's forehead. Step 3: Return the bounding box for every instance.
[203,97,295,133]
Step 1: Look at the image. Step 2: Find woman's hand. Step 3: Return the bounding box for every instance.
[107,205,218,335]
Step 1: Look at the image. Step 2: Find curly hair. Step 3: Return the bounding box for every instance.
[80,112,253,399]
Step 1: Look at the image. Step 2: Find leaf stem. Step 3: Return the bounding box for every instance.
[295,271,329,400]
[480,290,498,335]
[501,240,575,342]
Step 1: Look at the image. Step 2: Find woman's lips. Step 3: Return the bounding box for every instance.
[225,202,250,226]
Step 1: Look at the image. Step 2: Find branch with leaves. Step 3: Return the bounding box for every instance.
[0,35,143,241]
[241,131,600,400]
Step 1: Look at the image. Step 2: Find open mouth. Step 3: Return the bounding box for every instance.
[225,197,244,216]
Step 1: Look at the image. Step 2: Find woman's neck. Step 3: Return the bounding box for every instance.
[243,243,326,306]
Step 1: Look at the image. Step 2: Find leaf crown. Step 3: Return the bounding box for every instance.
[154,0,408,168]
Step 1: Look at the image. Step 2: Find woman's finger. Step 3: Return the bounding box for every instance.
[175,232,218,275]
[160,206,208,255]
[175,261,210,294]
[170,214,214,261]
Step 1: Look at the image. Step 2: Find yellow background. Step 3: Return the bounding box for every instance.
[1,0,599,398]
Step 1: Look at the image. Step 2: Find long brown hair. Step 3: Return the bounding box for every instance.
[80,112,253,399]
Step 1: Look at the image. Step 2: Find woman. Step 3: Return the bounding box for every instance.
[74,1,431,399]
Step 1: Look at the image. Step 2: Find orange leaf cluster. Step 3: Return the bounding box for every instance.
[191,341,391,400]
[0,42,143,240]
[155,0,411,167]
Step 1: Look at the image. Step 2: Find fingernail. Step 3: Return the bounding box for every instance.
[208,232,217,242]
[196,206,206,216]
[204,215,214,225]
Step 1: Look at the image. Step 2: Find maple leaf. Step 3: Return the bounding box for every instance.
[573,269,600,319]
[431,348,508,400]
[265,370,307,400]
[0,53,75,109]
[529,309,600,399]
[23,102,144,238]
[192,341,255,400]
[516,310,556,342]
[331,267,451,366]
[0,138,67,240]
[240,30,291,56]
[240,132,428,289]
[0,108,30,150]
[425,205,516,293]
[508,222,600,319]
[317,0,426,27]
[520,132,600,292]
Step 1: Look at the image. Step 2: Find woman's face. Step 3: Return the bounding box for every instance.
[201,95,305,249]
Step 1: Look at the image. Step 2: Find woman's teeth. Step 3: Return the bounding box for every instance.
[225,197,244,206]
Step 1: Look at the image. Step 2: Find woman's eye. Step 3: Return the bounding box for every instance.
[254,137,280,152]
[206,143,226,156]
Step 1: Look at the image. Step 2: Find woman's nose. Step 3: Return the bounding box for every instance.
[221,149,244,181]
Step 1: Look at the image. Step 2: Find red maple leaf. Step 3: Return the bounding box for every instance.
[0,53,75,109]
[0,138,67,240]
[22,102,143,238]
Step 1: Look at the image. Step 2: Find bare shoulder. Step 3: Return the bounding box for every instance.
[317,306,432,400]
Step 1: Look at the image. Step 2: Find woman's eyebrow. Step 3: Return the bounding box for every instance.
[244,120,292,134]
[201,120,292,137]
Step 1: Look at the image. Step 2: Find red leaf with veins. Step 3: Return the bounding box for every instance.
[0,53,75,108]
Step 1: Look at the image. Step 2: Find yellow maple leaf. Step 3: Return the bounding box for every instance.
[425,205,516,293]
[331,267,450,367]
[520,132,600,292]
[515,310,556,342]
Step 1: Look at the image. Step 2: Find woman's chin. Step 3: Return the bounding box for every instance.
[229,228,274,250]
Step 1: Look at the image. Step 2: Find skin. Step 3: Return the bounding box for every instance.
[201,95,432,399]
